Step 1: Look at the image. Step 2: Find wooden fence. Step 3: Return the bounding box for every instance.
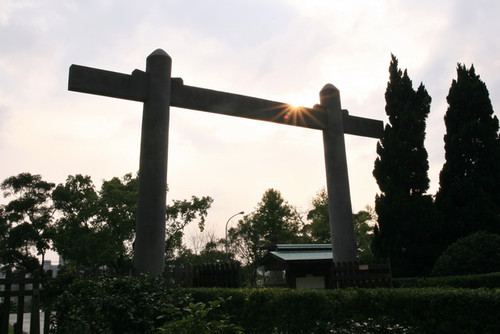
[193,262,241,288]
[164,262,241,288]
[331,260,392,288]
[0,270,52,334]
[163,263,194,288]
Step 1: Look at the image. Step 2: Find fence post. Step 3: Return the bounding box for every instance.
[0,270,12,334]
[14,271,26,334]
[30,270,41,334]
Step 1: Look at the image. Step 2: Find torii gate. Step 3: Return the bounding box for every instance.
[68,49,383,275]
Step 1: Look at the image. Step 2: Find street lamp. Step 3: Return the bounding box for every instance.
[225,211,244,257]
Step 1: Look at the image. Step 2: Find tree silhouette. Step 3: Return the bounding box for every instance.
[435,64,500,249]
[372,55,438,277]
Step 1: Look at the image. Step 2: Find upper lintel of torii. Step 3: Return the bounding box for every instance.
[68,64,383,139]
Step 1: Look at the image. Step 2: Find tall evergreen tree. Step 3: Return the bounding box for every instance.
[372,55,438,277]
[435,64,500,248]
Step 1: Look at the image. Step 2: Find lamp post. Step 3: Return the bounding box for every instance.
[225,211,244,258]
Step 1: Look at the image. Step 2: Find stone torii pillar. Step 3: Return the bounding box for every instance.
[321,84,357,261]
[68,49,383,275]
[69,50,172,275]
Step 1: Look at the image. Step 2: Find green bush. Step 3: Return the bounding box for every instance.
[188,288,500,333]
[50,276,500,334]
[51,275,173,334]
[431,231,500,276]
[394,272,500,288]
[158,297,244,333]
[50,276,242,334]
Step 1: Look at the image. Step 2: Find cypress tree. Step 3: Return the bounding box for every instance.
[435,64,500,249]
[372,55,438,277]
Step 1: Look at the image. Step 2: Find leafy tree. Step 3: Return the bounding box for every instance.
[228,188,304,285]
[372,55,439,277]
[164,195,213,264]
[435,64,500,249]
[51,174,113,274]
[305,188,330,243]
[227,214,261,285]
[353,208,376,263]
[0,173,54,272]
[52,173,213,274]
[305,188,377,262]
[98,174,139,273]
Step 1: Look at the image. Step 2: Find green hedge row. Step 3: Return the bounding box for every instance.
[187,287,500,333]
[393,271,500,289]
[50,276,500,333]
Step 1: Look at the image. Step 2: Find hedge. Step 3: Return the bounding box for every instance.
[187,287,500,333]
[393,271,500,289]
[50,276,500,333]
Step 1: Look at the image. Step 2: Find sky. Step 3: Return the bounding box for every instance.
[1,0,499,254]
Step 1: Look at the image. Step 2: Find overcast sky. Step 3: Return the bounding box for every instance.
[1,0,499,250]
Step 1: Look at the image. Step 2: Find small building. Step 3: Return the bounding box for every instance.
[258,244,334,289]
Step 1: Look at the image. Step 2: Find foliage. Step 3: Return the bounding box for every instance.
[158,297,244,334]
[50,276,500,334]
[227,189,304,285]
[165,196,213,264]
[353,208,376,263]
[50,276,242,334]
[0,173,55,272]
[305,188,377,262]
[435,64,500,250]
[51,174,124,274]
[372,55,439,277]
[0,171,212,275]
[99,173,139,272]
[50,173,212,274]
[194,240,230,265]
[188,287,500,334]
[328,317,414,334]
[170,240,230,267]
[305,188,331,243]
[394,271,500,289]
[51,275,172,334]
[431,231,500,276]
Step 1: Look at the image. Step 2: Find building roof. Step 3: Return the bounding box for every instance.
[261,244,333,263]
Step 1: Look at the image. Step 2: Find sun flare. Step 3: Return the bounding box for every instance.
[271,104,323,129]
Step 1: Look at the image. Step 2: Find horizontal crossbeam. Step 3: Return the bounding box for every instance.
[68,64,383,138]
[69,65,148,102]
[170,79,326,130]
[342,110,384,138]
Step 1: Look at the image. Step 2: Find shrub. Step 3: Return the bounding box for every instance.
[158,297,244,333]
[50,276,243,334]
[394,272,500,288]
[50,277,500,333]
[51,275,173,334]
[187,287,500,333]
[431,231,500,276]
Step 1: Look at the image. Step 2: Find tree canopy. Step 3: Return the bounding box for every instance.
[227,188,305,285]
[0,173,55,272]
[305,188,330,243]
[51,174,139,274]
[305,188,376,262]
[0,172,212,275]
